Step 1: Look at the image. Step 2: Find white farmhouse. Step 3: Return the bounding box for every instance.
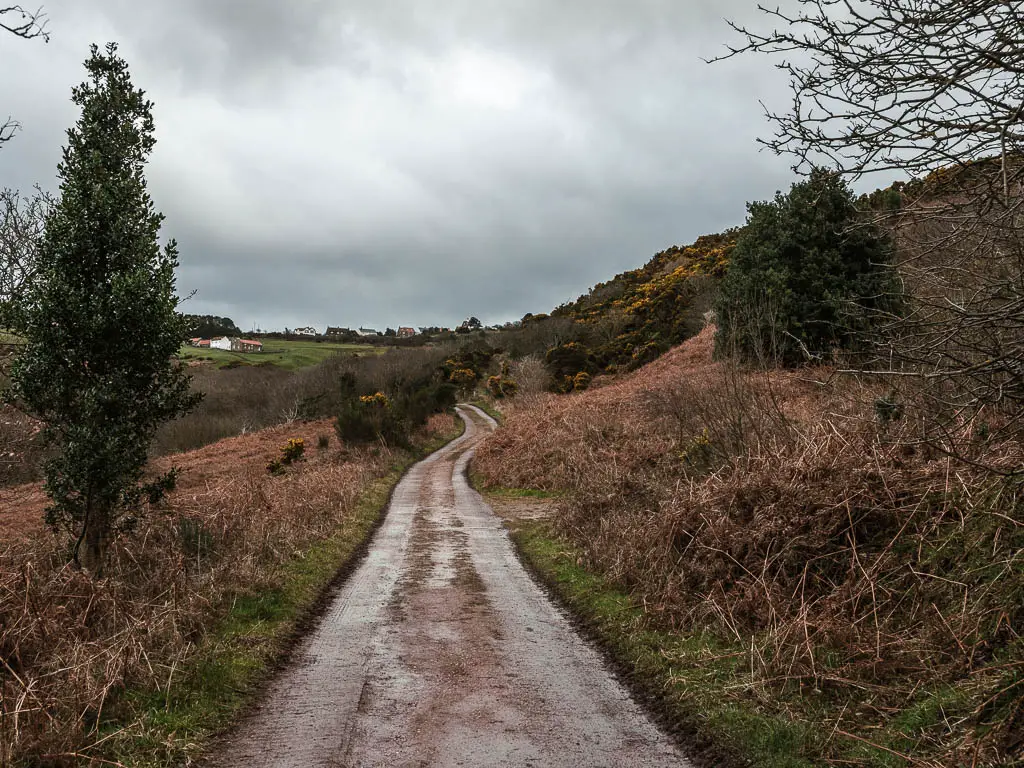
[210,337,232,350]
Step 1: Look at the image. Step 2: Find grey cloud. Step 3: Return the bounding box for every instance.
[0,0,800,332]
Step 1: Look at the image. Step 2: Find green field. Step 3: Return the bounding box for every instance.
[178,339,382,370]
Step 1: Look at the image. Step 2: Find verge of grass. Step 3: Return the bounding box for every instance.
[506,519,992,768]
[104,417,466,767]
[472,480,562,499]
[469,398,503,424]
[508,520,832,768]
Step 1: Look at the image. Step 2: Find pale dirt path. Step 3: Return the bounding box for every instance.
[206,406,693,768]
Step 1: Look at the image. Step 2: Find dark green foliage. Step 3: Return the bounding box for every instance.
[487,375,519,398]
[334,368,458,449]
[181,314,242,339]
[714,169,900,366]
[572,371,592,391]
[4,44,200,572]
[545,342,596,390]
[874,392,904,425]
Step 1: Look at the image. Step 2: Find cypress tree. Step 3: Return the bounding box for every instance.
[5,43,199,573]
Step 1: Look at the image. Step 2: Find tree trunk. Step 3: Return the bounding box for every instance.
[82,497,109,577]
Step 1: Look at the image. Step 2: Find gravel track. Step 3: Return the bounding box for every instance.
[206,405,693,768]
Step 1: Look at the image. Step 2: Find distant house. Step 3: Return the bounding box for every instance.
[397,327,416,338]
[234,338,263,353]
[293,326,317,336]
[208,337,262,353]
[356,327,380,337]
[188,337,211,348]
[325,326,350,338]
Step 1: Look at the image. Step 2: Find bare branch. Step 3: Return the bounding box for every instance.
[0,5,48,41]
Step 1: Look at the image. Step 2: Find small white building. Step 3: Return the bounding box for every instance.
[208,336,263,353]
[293,326,317,336]
[356,327,380,337]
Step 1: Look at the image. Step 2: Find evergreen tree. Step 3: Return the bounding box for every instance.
[714,169,899,366]
[5,43,199,573]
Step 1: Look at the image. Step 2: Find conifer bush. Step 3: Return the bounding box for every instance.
[714,169,900,366]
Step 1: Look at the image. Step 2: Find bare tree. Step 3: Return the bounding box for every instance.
[715,1,1024,181]
[0,186,52,324]
[0,5,49,145]
[717,0,1024,469]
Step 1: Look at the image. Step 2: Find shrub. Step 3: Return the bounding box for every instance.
[280,438,305,464]
[572,371,592,391]
[487,375,520,399]
[546,342,596,390]
[714,169,900,366]
[266,438,305,474]
[336,390,408,448]
[449,368,477,388]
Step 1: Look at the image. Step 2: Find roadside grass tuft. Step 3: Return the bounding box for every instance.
[471,480,562,499]
[469,399,503,424]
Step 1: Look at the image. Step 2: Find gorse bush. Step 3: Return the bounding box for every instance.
[335,378,408,448]
[572,372,591,391]
[266,437,305,474]
[487,375,519,399]
[714,169,900,366]
[545,342,596,391]
[334,355,460,449]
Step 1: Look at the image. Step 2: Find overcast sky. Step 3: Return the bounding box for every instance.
[1,0,805,333]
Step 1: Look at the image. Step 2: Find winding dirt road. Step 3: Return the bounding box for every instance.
[207,406,692,768]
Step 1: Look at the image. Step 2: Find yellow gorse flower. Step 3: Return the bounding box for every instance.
[360,392,390,407]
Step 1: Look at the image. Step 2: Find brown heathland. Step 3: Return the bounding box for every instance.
[474,326,1024,766]
[0,412,459,765]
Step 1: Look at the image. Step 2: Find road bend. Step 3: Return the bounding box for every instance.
[207,405,692,768]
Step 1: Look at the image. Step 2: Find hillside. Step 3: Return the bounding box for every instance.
[474,327,1024,767]
[547,231,734,373]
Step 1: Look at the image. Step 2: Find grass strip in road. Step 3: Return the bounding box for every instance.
[508,518,823,768]
[104,419,466,767]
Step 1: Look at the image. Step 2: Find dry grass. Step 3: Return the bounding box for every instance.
[475,326,1024,766]
[0,413,458,765]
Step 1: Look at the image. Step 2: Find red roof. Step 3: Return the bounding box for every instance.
[240,339,262,346]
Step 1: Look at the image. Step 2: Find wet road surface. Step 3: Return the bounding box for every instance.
[207,406,693,768]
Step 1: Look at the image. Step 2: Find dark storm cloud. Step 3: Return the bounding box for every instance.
[0,0,799,331]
